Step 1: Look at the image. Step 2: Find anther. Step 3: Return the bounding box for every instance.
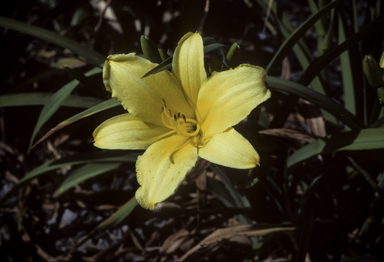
[162,98,167,108]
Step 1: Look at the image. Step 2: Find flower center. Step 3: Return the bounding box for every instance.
[161,99,201,137]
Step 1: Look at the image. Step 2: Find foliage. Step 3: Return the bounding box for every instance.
[0,0,383,261]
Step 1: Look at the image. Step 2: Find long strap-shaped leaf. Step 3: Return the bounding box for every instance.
[288,128,384,168]
[300,14,384,86]
[71,197,138,252]
[53,163,121,197]
[266,76,365,129]
[266,0,344,75]
[0,16,105,66]
[32,98,120,148]
[28,67,102,151]
[0,93,103,108]
[0,151,139,205]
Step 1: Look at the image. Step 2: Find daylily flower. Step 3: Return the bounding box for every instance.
[93,32,271,209]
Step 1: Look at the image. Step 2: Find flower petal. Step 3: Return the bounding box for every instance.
[172,32,206,108]
[197,64,270,136]
[103,53,194,126]
[135,135,198,209]
[93,113,171,150]
[199,128,259,168]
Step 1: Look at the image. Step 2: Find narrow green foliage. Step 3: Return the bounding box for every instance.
[71,197,138,252]
[287,129,384,169]
[28,67,102,152]
[0,16,105,66]
[338,14,356,118]
[266,77,365,129]
[0,93,103,108]
[300,14,384,86]
[32,98,120,148]
[266,0,344,75]
[53,163,121,196]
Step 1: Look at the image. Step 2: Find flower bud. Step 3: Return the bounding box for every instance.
[158,49,168,62]
[140,36,162,63]
[226,42,241,68]
[377,87,384,104]
[380,52,384,69]
[363,55,384,89]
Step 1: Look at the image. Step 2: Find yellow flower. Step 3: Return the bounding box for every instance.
[93,32,271,209]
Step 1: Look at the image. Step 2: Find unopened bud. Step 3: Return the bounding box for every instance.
[140,36,162,63]
[158,49,168,62]
[363,55,384,89]
[378,87,384,104]
[226,42,241,68]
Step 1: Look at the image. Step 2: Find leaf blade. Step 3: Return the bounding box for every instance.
[0,16,105,66]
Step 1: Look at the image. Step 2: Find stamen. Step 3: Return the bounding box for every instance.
[161,110,174,129]
[179,115,187,133]
[137,130,176,142]
[174,115,181,135]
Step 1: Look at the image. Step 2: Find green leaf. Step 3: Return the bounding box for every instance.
[32,98,120,148]
[266,0,344,75]
[266,76,365,129]
[63,67,105,96]
[308,0,326,37]
[0,152,139,205]
[0,93,103,108]
[22,151,138,185]
[287,129,384,168]
[204,43,227,53]
[0,16,105,66]
[206,176,236,207]
[338,13,356,124]
[209,164,255,232]
[72,197,138,252]
[28,67,102,151]
[142,56,172,78]
[53,163,121,197]
[300,14,384,86]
